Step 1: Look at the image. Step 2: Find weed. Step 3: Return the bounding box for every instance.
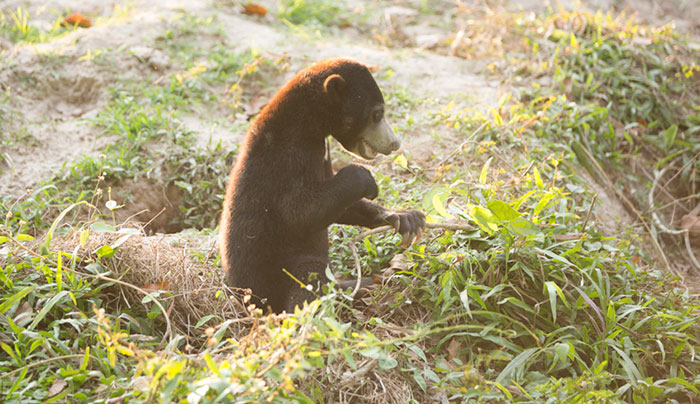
[1,3,699,404]
[0,7,78,44]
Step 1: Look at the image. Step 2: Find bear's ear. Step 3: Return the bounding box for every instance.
[323,74,346,105]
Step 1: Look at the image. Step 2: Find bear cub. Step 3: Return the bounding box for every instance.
[220,58,425,313]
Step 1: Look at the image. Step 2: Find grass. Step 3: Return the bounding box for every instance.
[1,2,700,403]
[0,7,80,44]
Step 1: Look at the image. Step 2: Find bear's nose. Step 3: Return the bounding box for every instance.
[390,139,400,151]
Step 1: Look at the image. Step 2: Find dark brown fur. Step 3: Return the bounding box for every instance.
[220,58,424,313]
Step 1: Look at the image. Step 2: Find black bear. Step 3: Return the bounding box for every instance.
[220,58,425,313]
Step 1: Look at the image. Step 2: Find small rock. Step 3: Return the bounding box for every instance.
[383,6,418,18]
[130,46,170,71]
[0,37,11,51]
[416,34,441,49]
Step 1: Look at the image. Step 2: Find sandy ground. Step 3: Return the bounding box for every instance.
[0,0,503,196]
[3,0,698,197]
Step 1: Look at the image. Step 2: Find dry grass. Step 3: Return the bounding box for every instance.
[52,229,251,340]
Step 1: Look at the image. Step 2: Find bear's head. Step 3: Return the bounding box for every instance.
[319,58,400,160]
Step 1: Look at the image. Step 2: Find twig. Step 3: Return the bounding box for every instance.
[349,222,475,298]
[649,169,700,274]
[0,354,85,380]
[0,230,175,344]
[434,122,488,169]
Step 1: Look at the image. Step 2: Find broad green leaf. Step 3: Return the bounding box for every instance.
[408,344,427,362]
[94,245,115,259]
[471,205,499,235]
[16,234,34,241]
[663,124,677,150]
[554,343,570,363]
[459,289,472,319]
[91,222,116,233]
[432,193,453,219]
[394,154,408,169]
[0,285,35,313]
[487,200,521,221]
[508,217,540,236]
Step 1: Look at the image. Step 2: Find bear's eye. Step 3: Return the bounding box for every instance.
[372,109,383,123]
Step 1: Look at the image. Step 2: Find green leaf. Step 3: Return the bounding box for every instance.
[533,167,544,189]
[111,234,133,249]
[487,200,521,221]
[489,108,503,126]
[664,377,700,394]
[29,290,69,330]
[545,282,560,322]
[7,367,28,397]
[56,253,63,292]
[495,347,538,385]
[534,247,575,267]
[79,229,89,247]
[91,222,116,233]
[45,201,90,249]
[533,193,555,217]
[81,347,90,371]
[507,217,539,236]
[479,157,493,184]
[662,124,677,150]
[413,372,427,392]
[195,314,218,328]
[432,193,453,219]
[359,346,397,370]
[16,234,34,241]
[611,346,642,384]
[203,352,220,376]
[554,343,570,363]
[0,285,35,313]
[471,205,499,235]
[459,289,472,319]
[1,342,18,361]
[394,154,408,170]
[94,245,115,259]
[175,180,193,194]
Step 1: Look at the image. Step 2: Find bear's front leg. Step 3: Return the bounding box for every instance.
[280,164,379,233]
[336,199,426,246]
